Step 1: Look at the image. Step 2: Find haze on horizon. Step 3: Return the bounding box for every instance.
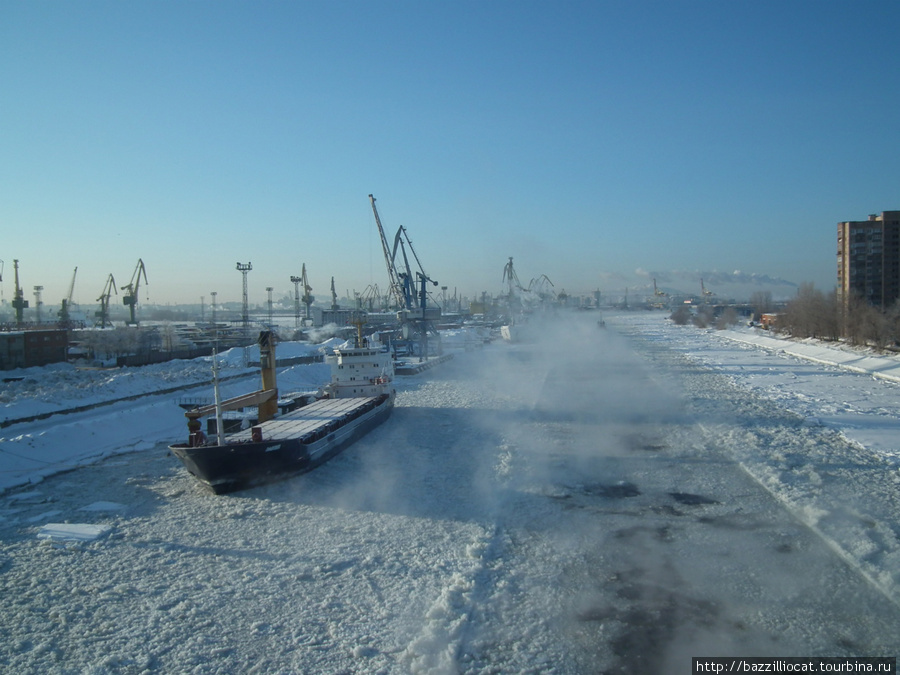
[2,1,898,309]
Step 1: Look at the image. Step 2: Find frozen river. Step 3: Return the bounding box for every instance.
[1,312,899,673]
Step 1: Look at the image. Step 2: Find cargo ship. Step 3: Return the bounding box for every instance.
[169,328,394,494]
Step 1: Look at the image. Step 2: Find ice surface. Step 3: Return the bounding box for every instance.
[36,523,111,542]
[1,317,899,672]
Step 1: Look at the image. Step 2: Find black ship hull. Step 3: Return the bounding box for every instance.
[169,394,393,494]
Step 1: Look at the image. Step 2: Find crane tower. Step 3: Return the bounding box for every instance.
[121,259,148,325]
[291,264,314,327]
[368,194,441,360]
[95,274,117,328]
[11,260,29,327]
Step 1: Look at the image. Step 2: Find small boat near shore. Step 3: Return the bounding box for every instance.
[169,327,394,494]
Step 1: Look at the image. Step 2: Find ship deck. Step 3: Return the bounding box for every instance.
[226,396,383,443]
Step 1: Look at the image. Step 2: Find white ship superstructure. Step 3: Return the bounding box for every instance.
[324,343,394,399]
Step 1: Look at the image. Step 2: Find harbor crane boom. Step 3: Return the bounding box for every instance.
[96,273,117,327]
[121,258,148,325]
[369,194,407,310]
[67,267,78,305]
[367,194,442,360]
[301,264,314,320]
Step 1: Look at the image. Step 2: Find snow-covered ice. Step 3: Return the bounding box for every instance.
[1,313,899,673]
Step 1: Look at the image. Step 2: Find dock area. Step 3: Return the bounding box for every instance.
[394,353,453,375]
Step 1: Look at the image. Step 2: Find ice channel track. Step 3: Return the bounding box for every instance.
[624,327,900,610]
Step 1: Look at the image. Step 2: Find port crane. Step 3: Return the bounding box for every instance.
[301,264,314,320]
[653,278,667,297]
[650,278,669,310]
[11,260,29,326]
[368,194,441,358]
[358,284,382,311]
[58,267,78,326]
[290,264,314,327]
[121,259,148,325]
[369,194,407,310]
[96,274,117,328]
[528,274,555,302]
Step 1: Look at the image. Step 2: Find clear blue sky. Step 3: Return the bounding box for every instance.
[2,0,898,308]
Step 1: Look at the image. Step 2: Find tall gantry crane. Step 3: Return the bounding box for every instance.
[369,194,407,310]
[121,259,148,325]
[502,257,525,299]
[528,274,555,302]
[290,264,314,327]
[653,278,667,297]
[368,194,438,313]
[58,267,78,326]
[301,264,313,322]
[11,260,29,327]
[33,286,44,323]
[368,194,441,359]
[96,274,117,328]
[359,284,381,311]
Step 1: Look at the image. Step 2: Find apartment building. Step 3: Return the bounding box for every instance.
[837,211,900,310]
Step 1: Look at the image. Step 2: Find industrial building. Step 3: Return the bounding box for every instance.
[0,329,68,370]
[837,211,900,310]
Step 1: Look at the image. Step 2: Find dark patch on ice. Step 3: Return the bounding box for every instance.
[696,513,760,531]
[837,636,861,651]
[613,524,674,543]
[577,569,722,675]
[669,492,718,506]
[775,542,794,554]
[583,482,641,499]
[625,435,668,452]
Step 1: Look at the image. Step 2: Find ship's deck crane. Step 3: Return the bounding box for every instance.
[121,258,148,325]
[96,273,117,328]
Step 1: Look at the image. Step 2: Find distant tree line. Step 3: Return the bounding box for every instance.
[670,283,900,351]
[776,283,900,350]
[669,304,739,330]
